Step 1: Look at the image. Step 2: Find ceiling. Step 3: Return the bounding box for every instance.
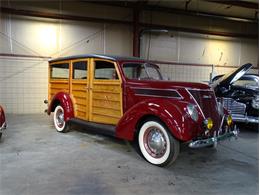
[89,0,259,22]
[150,0,258,20]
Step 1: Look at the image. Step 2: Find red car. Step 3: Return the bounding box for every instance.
[46,54,238,166]
[0,105,7,139]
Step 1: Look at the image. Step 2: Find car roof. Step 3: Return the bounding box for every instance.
[49,54,144,63]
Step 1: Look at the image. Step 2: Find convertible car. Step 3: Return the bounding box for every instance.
[0,105,7,138]
[212,63,259,125]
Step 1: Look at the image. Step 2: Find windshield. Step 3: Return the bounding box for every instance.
[123,63,163,80]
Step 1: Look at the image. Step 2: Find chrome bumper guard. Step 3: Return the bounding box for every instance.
[188,126,239,149]
[0,122,7,133]
[232,114,258,124]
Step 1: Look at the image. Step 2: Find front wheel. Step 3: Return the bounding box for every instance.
[138,120,180,167]
[53,105,69,133]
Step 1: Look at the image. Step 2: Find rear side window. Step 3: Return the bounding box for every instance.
[50,63,69,79]
[94,61,118,80]
[73,61,88,79]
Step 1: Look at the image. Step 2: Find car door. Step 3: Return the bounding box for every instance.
[70,59,90,121]
[89,58,123,125]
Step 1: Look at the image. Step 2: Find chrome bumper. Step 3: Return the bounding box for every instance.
[188,126,239,149]
[0,122,7,133]
[232,114,258,124]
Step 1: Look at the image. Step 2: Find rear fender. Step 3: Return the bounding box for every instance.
[0,106,6,127]
[47,92,74,122]
[115,99,188,141]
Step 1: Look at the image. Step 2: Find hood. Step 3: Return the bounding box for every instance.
[217,63,252,87]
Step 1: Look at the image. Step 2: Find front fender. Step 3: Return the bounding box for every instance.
[115,98,196,141]
[47,92,74,122]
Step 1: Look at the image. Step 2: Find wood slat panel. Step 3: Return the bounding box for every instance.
[74,98,87,106]
[93,84,121,93]
[92,107,121,119]
[50,83,69,89]
[72,84,87,91]
[92,90,120,94]
[93,99,120,110]
[76,111,86,120]
[50,89,69,95]
[71,91,87,98]
[92,92,120,102]
[76,105,86,114]
[92,114,119,125]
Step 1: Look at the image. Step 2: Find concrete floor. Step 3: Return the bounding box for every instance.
[0,114,258,195]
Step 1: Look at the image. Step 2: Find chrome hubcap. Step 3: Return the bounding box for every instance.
[144,127,167,158]
[56,109,64,128]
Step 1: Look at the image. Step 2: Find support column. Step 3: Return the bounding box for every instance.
[133,7,140,57]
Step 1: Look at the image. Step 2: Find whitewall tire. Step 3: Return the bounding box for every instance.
[53,105,69,133]
[138,120,180,167]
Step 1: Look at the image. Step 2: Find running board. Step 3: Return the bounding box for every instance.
[69,118,116,137]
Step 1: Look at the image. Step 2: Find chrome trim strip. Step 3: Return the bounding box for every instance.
[131,87,181,92]
[131,87,184,99]
[185,88,212,92]
[135,94,182,99]
[185,89,206,119]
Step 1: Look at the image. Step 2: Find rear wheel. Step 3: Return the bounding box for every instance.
[138,119,180,167]
[53,105,69,133]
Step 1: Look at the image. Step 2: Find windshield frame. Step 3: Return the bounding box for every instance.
[121,62,163,81]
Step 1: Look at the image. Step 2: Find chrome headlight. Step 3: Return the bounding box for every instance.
[187,104,199,121]
[252,96,259,109]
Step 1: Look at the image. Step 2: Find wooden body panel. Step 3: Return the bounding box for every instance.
[88,58,123,125]
[48,60,70,102]
[49,80,69,102]
[90,81,122,125]
[71,80,88,120]
[48,57,123,125]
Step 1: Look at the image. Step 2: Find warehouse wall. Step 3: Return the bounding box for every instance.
[0,2,258,113]
[0,2,133,114]
[140,10,258,82]
[141,32,258,82]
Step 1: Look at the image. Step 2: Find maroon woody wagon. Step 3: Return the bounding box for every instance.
[46,54,238,166]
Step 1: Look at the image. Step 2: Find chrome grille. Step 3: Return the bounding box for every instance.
[220,98,246,115]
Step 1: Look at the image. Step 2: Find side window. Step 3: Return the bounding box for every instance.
[50,63,69,79]
[94,61,119,80]
[73,61,88,79]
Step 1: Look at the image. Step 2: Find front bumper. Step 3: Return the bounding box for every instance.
[0,122,7,133]
[188,125,239,148]
[232,114,258,124]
